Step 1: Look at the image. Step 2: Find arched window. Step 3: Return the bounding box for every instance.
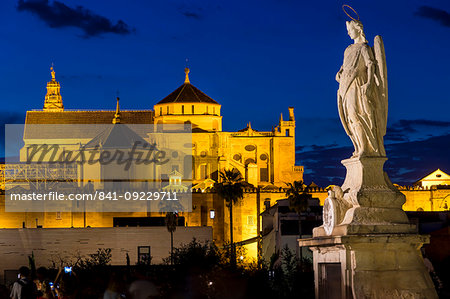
[259,153,269,182]
[245,158,256,165]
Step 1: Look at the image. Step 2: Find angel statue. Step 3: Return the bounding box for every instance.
[336,18,388,158]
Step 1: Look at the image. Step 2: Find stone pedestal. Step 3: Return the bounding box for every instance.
[299,234,437,299]
[299,157,438,298]
[314,157,417,237]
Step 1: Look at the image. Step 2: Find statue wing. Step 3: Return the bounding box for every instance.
[373,35,388,136]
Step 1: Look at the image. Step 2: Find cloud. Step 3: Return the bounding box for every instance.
[296,145,351,186]
[385,119,450,142]
[310,143,339,151]
[415,6,450,28]
[384,134,450,185]
[295,118,449,185]
[178,4,204,20]
[17,0,135,38]
[181,10,203,20]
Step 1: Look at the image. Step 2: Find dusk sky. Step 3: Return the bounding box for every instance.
[1,0,449,185]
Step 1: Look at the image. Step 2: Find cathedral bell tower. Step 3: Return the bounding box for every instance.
[43,66,64,111]
[278,107,295,137]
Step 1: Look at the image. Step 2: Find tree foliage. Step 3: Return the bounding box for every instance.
[285,180,312,214]
[215,169,244,207]
[165,238,221,270]
[165,212,177,234]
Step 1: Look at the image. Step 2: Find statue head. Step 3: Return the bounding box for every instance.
[346,20,367,43]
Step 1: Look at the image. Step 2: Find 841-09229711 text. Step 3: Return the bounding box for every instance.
[9,191,179,201]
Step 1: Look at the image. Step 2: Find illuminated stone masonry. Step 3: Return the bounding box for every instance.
[1,66,303,262]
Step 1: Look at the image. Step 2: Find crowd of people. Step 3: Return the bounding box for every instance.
[9,266,159,299]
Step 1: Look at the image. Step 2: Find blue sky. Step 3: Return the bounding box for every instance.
[1,0,449,185]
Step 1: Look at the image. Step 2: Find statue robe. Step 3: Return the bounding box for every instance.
[337,42,386,157]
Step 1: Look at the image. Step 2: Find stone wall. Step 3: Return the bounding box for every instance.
[0,226,212,283]
[401,188,450,211]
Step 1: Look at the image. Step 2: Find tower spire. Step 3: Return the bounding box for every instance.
[43,64,64,111]
[51,63,55,81]
[184,67,190,84]
[112,97,121,124]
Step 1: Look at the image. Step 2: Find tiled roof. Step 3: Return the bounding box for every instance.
[25,110,154,125]
[156,83,219,104]
[23,110,154,140]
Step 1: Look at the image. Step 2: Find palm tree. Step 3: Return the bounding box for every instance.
[165,212,178,265]
[285,181,311,216]
[215,169,244,266]
[285,180,312,265]
[160,198,184,265]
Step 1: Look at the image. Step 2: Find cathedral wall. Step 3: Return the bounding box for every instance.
[191,133,220,182]
[154,103,221,117]
[272,137,302,184]
[154,102,222,131]
[400,189,450,211]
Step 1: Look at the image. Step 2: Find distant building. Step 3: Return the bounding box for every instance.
[0,67,304,260]
[261,198,322,263]
[413,169,450,188]
[304,169,450,213]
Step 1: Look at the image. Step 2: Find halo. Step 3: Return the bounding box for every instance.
[342,4,360,21]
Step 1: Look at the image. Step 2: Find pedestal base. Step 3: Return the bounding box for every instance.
[299,234,438,299]
[320,157,417,236]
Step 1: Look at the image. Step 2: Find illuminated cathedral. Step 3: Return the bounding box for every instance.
[1,67,304,258]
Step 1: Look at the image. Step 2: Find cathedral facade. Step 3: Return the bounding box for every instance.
[1,67,304,258]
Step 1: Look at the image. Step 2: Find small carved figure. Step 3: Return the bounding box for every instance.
[323,186,352,235]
